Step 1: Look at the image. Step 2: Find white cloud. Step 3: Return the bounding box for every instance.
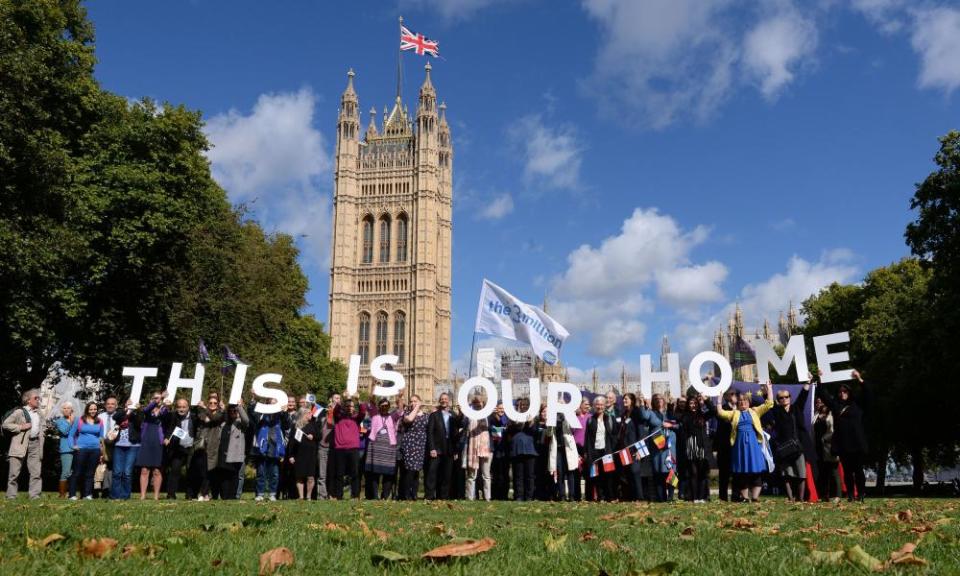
[508,114,582,191]
[743,9,818,99]
[851,0,906,34]
[675,249,860,356]
[911,7,960,94]
[477,193,514,220]
[204,88,333,268]
[549,208,727,357]
[405,0,519,22]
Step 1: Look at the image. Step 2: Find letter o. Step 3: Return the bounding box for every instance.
[688,351,733,398]
[457,376,498,420]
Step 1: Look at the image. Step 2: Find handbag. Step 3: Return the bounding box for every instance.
[774,437,802,462]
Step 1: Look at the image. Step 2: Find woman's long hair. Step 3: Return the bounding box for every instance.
[82,401,98,425]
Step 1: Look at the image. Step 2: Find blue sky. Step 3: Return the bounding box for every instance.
[86,0,960,382]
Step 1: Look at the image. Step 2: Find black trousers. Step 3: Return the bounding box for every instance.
[512,455,536,501]
[70,448,99,498]
[839,453,866,499]
[717,449,732,501]
[687,458,710,501]
[330,448,360,499]
[398,465,420,500]
[817,459,841,499]
[365,471,394,500]
[187,450,207,499]
[622,461,645,501]
[424,454,453,500]
[218,463,241,500]
[491,455,511,500]
[165,447,189,498]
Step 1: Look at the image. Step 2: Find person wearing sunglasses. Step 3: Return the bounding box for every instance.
[770,381,811,501]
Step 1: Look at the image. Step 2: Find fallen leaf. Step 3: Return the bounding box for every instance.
[631,561,678,575]
[601,539,619,552]
[808,550,845,566]
[911,524,933,535]
[466,517,474,527]
[580,531,597,542]
[422,538,496,560]
[731,518,756,530]
[121,544,163,559]
[27,533,65,550]
[78,538,119,559]
[889,542,927,566]
[258,547,294,575]
[679,527,695,541]
[846,545,883,572]
[545,533,568,552]
[896,510,913,523]
[211,559,224,568]
[372,550,409,565]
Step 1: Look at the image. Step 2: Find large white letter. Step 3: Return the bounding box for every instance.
[370,354,406,397]
[122,366,157,406]
[687,352,732,398]
[226,364,250,406]
[640,353,681,399]
[814,331,853,383]
[345,354,361,396]
[251,373,287,414]
[501,379,541,422]
[754,335,809,384]
[546,382,582,427]
[166,363,205,406]
[457,376,497,420]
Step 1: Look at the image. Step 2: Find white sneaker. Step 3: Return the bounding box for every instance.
[255,495,264,502]
[69,496,78,501]
[197,495,205,502]
[268,495,277,502]
[84,496,93,500]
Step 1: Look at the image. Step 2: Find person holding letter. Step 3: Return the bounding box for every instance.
[716,382,774,502]
[818,369,870,502]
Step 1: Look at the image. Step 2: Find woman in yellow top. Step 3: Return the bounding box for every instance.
[716,382,774,502]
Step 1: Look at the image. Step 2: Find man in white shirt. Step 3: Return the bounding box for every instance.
[3,389,45,499]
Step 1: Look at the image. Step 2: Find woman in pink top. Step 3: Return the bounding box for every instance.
[330,398,366,499]
[365,397,403,499]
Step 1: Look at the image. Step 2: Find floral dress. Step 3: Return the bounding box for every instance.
[399,409,428,472]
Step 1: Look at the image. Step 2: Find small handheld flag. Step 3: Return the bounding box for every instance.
[633,440,650,459]
[589,464,598,478]
[652,434,667,450]
[601,454,616,473]
[666,468,678,488]
[198,339,210,364]
[221,345,241,374]
[618,448,633,466]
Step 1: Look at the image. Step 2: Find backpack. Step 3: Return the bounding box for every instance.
[254,417,286,460]
[1,407,31,456]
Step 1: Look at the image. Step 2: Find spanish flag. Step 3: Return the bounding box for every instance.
[618,448,633,466]
[601,454,616,473]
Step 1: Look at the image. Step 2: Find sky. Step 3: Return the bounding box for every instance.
[85,0,960,383]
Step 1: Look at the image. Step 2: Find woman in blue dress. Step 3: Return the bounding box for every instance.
[716,383,774,502]
[135,390,170,500]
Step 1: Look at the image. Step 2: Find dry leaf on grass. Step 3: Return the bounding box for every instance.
[679,527,695,541]
[600,539,619,552]
[371,551,409,565]
[357,519,388,541]
[889,542,927,566]
[580,531,597,542]
[544,533,567,552]
[730,518,756,530]
[896,510,913,523]
[27,533,65,550]
[120,543,163,559]
[422,538,496,560]
[258,547,294,575]
[78,538,118,558]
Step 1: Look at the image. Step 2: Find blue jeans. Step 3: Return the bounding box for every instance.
[111,445,140,499]
[255,458,279,496]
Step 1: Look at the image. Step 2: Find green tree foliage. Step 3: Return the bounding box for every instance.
[0,0,344,406]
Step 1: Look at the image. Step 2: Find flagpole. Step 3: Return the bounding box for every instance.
[467,332,479,378]
[397,15,403,100]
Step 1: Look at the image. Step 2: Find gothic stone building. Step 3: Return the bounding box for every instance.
[328,64,452,401]
[712,302,800,382]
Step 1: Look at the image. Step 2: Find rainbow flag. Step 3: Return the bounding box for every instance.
[617,448,633,466]
[601,454,616,473]
[652,434,667,450]
[665,468,678,488]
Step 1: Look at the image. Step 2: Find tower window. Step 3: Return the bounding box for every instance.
[362,216,374,264]
[396,214,408,262]
[393,311,406,364]
[375,311,388,357]
[358,312,371,364]
[379,215,391,263]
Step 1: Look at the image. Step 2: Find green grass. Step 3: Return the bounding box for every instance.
[0,497,957,575]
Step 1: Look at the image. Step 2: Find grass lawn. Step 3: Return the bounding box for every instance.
[0,497,957,575]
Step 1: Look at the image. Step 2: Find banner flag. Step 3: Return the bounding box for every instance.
[633,440,650,459]
[589,463,598,478]
[652,434,667,450]
[732,336,756,368]
[474,279,570,365]
[617,448,633,466]
[601,454,616,473]
[198,339,210,364]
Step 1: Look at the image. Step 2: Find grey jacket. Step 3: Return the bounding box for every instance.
[219,405,249,466]
[2,407,45,459]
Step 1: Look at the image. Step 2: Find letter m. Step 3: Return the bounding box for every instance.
[753,335,809,383]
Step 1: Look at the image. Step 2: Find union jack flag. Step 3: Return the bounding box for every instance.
[400,25,439,57]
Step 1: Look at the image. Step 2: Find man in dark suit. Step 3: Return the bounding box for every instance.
[584,395,616,502]
[425,393,460,500]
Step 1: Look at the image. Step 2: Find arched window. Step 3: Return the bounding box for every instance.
[379,215,391,263]
[375,311,388,357]
[361,216,374,264]
[396,214,408,262]
[358,312,371,364]
[393,311,406,364]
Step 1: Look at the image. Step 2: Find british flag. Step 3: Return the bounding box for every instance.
[400,25,439,57]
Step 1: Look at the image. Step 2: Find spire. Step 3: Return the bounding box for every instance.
[661,334,671,355]
[343,68,356,97]
[366,107,378,138]
[439,101,448,125]
[421,61,434,92]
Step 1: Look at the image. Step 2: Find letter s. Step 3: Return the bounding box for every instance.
[251,373,287,414]
[371,355,405,397]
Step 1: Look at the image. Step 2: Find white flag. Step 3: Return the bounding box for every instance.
[474,279,570,365]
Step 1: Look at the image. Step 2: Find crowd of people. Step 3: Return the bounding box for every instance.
[3,370,871,503]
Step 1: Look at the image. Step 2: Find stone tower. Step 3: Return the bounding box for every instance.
[328,64,453,401]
